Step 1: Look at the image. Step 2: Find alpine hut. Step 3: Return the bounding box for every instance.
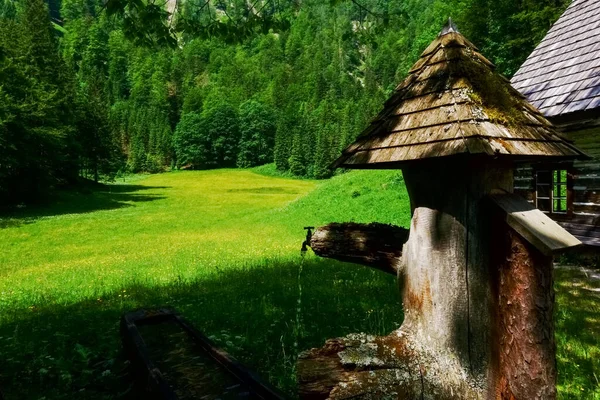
[299,20,586,400]
[512,0,600,246]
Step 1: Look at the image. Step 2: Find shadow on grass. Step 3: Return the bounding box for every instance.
[554,267,600,398]
[0,258,402,400]
[1,262,598,399]
[0,184,169,229]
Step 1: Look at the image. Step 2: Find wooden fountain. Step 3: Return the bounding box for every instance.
[299,20,587,400]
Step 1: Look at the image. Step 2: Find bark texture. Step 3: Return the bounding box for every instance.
[299,160,558,399]
[493,223,556,399]
[309,223,409,275]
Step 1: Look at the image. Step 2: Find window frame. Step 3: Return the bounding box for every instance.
[534,166,573,216]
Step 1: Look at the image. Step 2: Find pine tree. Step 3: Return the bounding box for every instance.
[1,0,573,198]
[288,131,306,177]
[173,112,210,169]
[202,103,240,168]
[0,0,78,201]
[237,100,276,168]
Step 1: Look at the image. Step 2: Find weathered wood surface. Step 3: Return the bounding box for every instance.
[121,309,287,400]
[508,162,600,246]
[300,162,531,400]
[333,27,585,169]
[552,213,600,225]
[298,333,482,400]
[557,221,600,247]
[510,128,600,237]
[491,220,556,399]
[309,223,409,275]
[569,235,600,247]
[301,160,566,399]
[489,191,582,255]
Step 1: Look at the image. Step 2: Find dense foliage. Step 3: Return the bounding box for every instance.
[0,0,572,204]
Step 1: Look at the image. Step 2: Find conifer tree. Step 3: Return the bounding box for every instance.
[0,0,574,203]
[288,131,306,177]
[0,0,78,200]
[202,103,240,168]
[237,100,276,168]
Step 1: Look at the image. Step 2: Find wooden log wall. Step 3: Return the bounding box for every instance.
[559,126,600,215]
[513,125,600,245]
[515,127,600,210]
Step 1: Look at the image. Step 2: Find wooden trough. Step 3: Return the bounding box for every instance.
[121,309,287,400]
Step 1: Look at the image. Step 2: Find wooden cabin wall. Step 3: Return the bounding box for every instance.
[514,125,600,246]
[570,126,600,217]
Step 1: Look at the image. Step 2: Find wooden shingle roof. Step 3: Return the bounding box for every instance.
[511,0,600,118]
[333,21,587,169]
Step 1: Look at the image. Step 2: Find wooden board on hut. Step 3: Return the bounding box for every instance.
[489,191,582,255]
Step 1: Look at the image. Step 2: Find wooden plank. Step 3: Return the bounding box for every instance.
[514,174,534,181]
[558,221,600,230]
[574,190,600,203]
[489,191,582,255]
[511,0,600,118]
[568,127,600,158]
[557,224,600,240]
[557,221,600,238]
[567,166,575,216]
[390,90,469,116]
[571,174,600,190]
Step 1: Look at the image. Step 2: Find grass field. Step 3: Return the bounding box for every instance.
[0,168,598,399]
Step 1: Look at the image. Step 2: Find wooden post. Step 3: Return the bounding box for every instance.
[299,160,579,399]
[300,160,514,399]
[533,167,539,209]
[491,222,556,399]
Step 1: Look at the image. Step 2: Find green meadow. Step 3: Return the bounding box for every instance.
[0,168,598,399]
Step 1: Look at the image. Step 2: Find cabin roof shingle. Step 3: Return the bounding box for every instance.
[511,0,600,118]
[333,21,586,169]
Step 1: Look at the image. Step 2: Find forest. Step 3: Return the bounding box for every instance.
[0,0,571,205]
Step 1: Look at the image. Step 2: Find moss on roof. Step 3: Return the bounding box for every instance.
[332,22,586,169]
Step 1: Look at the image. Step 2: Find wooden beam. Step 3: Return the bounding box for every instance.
[309,223,408,275]
[489,191,582,255]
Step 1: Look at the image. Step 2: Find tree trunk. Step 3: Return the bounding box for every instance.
[299,160,557,400]
[310,223,409,275]
[492,220,556,399]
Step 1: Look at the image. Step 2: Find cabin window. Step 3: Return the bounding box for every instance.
[535,170,568,213]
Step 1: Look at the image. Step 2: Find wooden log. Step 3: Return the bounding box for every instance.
[300,160,563,399]
[491,224,557,400]
[514,188,534,201]
[552,213,600,225]
[300,161,515,399]
[309,223,409,275]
